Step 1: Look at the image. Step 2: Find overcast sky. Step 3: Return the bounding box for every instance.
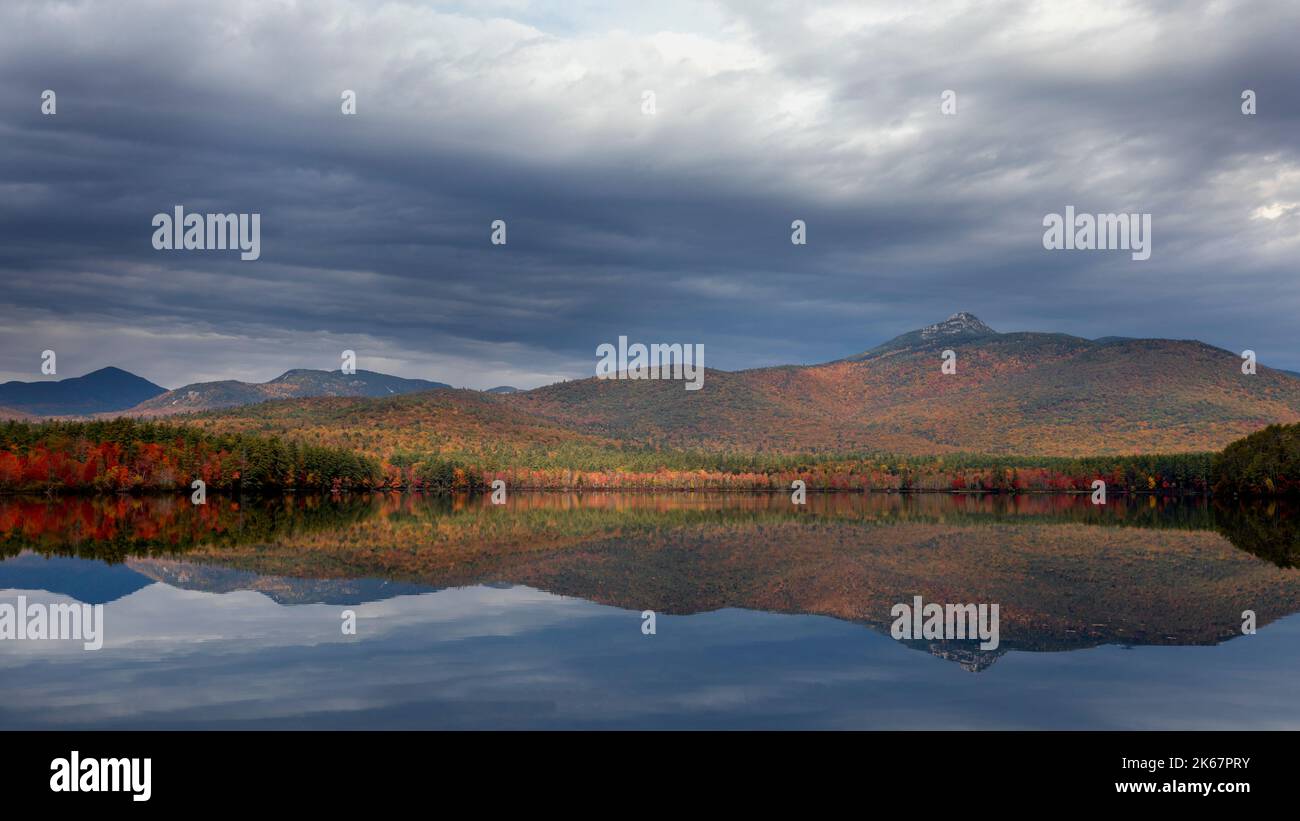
[2,0,1298,389]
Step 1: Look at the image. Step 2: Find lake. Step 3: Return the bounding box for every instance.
[2,491,1299,729]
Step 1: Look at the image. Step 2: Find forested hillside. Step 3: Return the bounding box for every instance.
[1214,423,1300,496]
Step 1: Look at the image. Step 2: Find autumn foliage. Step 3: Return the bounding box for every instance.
[0,419,379,493]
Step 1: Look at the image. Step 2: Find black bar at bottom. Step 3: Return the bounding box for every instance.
[0,730,1284,807]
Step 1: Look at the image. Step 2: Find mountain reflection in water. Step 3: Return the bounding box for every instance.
[4,492,1299,662]
[2,492,1299,729]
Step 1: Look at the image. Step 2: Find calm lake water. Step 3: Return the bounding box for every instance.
[2,491,1299,729]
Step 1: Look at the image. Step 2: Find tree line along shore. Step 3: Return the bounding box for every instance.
[0,419,1295,496]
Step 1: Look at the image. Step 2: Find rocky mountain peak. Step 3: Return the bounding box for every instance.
[918,312,997,340]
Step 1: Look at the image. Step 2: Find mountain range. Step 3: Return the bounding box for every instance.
[8,314,1299,456]
[129,369,452,415]
[0,367,452,417]
[503,312,1300,455]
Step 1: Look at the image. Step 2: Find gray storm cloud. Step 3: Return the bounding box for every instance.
[1,0,1297,387]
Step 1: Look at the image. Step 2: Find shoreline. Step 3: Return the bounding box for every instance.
[0,487,1225,497]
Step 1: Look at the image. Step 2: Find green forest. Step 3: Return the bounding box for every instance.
[1213,423,1300,496]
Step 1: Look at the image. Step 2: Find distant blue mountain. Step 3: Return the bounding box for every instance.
[0,366,166,416]
[0,553,155,605]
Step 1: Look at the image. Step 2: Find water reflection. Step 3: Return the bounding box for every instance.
[3,491,1299,728]
[1,490,1295,564]
[3,492,1298,661]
